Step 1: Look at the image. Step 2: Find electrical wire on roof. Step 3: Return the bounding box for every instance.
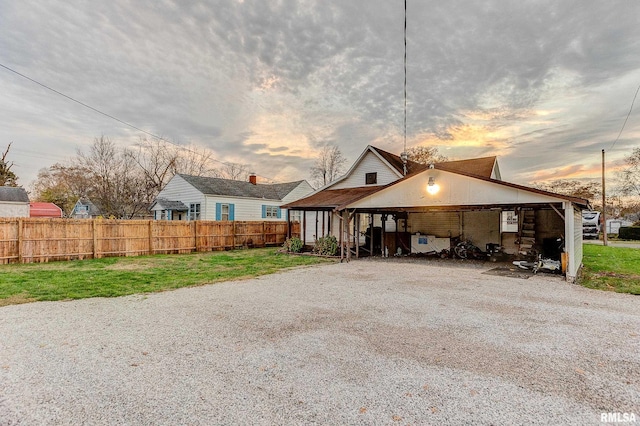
[609,81,640,151]
[0,62,278,183]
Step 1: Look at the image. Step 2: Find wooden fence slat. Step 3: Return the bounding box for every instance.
[0,218,300,264]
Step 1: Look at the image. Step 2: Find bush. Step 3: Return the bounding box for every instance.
[618,227,640,240]
[283,236,303,253]
[313,235,339,256]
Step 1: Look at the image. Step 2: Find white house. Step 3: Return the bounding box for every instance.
[283,145,589,283]
[0,186,30,217]
[151,173,313,221]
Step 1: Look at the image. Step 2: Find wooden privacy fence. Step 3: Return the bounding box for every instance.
[0,218,301,264]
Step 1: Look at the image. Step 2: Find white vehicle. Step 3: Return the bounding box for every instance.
[582,211,601,240]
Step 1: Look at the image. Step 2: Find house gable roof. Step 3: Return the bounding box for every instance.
[0,186,29,203]
[178,174,305,201]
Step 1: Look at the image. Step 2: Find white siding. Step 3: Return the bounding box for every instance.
[156,175,206,219]
[281,181,314,203]
[0,202,29,218]
[565,204,583,282]
[298,210,332,244]
[204,196,287,221]
[348,169,567,209]
[331,151,401,189]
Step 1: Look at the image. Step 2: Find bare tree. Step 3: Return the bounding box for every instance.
[532,179,600,206]
[405,146,448,165]
[310,145,347,188]
[76,136,149,219]
[0,143,19,187]
[220,162,250,181]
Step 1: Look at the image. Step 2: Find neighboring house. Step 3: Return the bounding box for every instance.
[151,173,313,221]
[71,198,102,219]
[283,145,589,283]
[0,186,30,217]
[30,202,63,218]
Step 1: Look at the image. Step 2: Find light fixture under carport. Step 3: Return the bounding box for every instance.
[426,176,440,195]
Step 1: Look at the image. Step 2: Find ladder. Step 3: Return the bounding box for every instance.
[518,209,536,255]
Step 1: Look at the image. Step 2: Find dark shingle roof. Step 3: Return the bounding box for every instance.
[437,156,497,178]
[371,147,428,176]
[179,174,303,200]
[152,198,188,210]
[0,186,29,203]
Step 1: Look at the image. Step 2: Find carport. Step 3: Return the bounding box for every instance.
[286,163,589,282]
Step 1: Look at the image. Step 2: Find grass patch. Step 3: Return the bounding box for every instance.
[0,248,335,305]
[581,244,640,294]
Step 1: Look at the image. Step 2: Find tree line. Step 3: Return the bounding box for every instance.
[2,138,639,221]
[29,136,250,218]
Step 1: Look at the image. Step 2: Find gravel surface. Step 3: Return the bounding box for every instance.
[1,258,639,425]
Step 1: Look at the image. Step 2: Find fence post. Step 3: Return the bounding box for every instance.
[233,221,236,249]
[262,222,266,247]
[148,220,153,255]
[92,219,98,259]
[192,221,198,252]
[17,218,23,264]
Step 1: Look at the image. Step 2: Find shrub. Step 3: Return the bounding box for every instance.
[313,235,338,256]
[283,236,303,253]
[618,227,640,240]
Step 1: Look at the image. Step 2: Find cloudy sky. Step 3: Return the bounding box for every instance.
[1,0,639,188]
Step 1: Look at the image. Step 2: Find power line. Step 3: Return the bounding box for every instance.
[0,62,278,182]
[610,81,640,151]
[403,0,407,155]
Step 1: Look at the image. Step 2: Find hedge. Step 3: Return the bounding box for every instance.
[618,226,640,240]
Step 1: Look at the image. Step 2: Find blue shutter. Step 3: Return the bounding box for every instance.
[229,204,235,221]
[276,208,282,219]
[261,205,266,219]
[215,203,221,221]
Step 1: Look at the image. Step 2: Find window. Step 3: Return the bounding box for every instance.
[216,203,235,221]
[189,203,201,220]
[501,210,518,233]
[365,172,377,185]
[262,205,280,219]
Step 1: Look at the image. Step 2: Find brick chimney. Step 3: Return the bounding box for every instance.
[249,173,257,185]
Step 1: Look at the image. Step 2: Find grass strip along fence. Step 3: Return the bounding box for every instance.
[0,248,335,306]
[0,218,300,264]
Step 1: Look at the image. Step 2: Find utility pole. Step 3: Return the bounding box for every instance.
[602,149,607,246]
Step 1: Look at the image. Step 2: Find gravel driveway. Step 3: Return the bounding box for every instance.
[1,259,639,425]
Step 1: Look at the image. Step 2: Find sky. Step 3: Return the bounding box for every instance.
[1,0,640,189]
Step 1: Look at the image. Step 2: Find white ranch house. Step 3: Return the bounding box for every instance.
[151,173,313,222]
[283,145,589,283]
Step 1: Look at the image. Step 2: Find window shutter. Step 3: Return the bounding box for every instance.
[277,208,282,219]
[229,204,235,221]
[215,203,221,221]
[262,205,266,219]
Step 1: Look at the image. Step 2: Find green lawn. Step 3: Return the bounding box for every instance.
[581,244,640,294]
[0,248,335,306]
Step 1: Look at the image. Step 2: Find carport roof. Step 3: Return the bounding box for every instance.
[284,164,589,211]
[283,187,382,210]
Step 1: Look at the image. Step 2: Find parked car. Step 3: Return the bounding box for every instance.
[582,211,601,239]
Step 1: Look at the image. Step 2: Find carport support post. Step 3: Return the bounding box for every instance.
[355,213,360,258]
[564,202,576,283]
[369,213,374,255]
